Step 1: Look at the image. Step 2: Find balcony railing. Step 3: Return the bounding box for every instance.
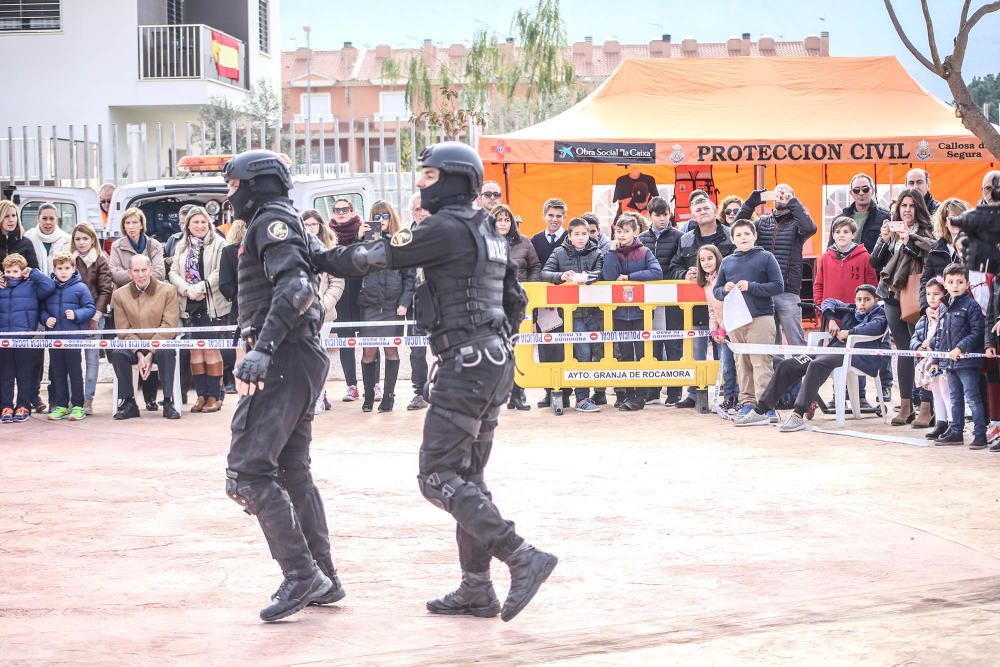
[138,24,247,88]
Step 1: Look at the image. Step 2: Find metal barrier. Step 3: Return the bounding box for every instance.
[515,280,720,411]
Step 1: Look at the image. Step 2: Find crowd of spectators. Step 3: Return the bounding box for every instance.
[2,166,1000,454]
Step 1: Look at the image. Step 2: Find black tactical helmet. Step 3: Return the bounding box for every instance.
[222,150,293,191]
[419,142,483,192]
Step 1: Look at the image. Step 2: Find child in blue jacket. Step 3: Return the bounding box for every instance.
[737,283,889,431]
[42,252,96,421]
[930,263,987,448]
[0,253,56,422]
[602,214,662,411]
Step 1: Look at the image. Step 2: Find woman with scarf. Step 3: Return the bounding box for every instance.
[168,206,230,413]
[870,189,934,425]
[72,223,113,415]
[602,213,663,411]
[492,204,540,410]
[329,197,379,403]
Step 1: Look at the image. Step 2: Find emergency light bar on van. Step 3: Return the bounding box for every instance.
[176,153,293,173]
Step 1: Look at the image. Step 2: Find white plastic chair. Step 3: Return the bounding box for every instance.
[807,330,888,425]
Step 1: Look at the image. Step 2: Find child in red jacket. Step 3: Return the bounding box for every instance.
[814,216,878,311]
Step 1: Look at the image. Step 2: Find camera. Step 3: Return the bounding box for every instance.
[953,173,1000,272]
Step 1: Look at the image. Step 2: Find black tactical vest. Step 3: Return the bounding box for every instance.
[237,200,321,332]
[421,209,508,353]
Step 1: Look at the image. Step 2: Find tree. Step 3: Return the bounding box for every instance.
[969,73,1000,124]
[884,0,1000,159]
[395,0,582,141]
[197,78,284,153]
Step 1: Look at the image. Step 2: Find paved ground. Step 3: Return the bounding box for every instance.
[3,380,1000,666]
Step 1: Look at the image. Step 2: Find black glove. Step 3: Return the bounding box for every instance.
[235,350,271,385]
[746,189,764,208]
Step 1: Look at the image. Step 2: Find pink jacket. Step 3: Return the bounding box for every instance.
[704,272,724,333]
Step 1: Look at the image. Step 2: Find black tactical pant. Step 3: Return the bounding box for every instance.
[227,336,332,574]
[420,337,522,572]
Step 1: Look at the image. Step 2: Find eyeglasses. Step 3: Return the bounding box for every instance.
[100,199,112,204]
[371,213,391,221]
[333,206,352,214]
[481,192,502,199]
[723,208,739,216]
[851,186,872,195]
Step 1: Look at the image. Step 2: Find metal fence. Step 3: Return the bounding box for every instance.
[0,116,479,210]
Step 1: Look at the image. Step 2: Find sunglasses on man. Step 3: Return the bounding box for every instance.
[851,185,872,195]
[100,199,112,204]
[481,192,502,199]
[371,212,391,221]
[333,206,352,214]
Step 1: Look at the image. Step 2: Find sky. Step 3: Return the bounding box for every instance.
[281,0,1000,103]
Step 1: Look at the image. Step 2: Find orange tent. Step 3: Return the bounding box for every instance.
[479,56,996,258]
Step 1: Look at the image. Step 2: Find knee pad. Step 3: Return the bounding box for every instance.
[417,470,473,512]
[225,469,281,516]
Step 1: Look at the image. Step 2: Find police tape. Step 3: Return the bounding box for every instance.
[727,341,991,360]
[0,320,418,337]
[0,329,713,350]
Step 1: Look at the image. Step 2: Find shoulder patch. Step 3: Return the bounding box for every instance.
[267,221,289,241]
[390,228,413,247]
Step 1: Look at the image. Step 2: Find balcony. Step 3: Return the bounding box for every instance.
[138,24,247,89]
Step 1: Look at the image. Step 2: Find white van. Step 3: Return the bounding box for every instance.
[6,158,375,244]
[6,186,104,235]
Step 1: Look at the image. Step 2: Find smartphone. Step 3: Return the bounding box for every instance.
[889,220,905,233]
[760,191,778,202]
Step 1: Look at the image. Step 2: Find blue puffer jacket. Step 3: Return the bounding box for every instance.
[42,271,96,333]
[931,292,985,370]
[0,269,56,333]
[602,240,662,321]
[834,302,890,376]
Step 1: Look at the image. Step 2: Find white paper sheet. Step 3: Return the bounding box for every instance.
[723,288,753,332]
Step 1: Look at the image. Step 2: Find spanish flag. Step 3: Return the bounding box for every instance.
[211,30,241,82]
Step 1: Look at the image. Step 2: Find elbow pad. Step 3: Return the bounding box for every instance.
[352,242,389,273]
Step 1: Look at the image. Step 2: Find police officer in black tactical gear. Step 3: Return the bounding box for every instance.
[314,142,557,622]
[222,150,345,622]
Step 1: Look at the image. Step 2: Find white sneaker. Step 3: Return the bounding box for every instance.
[343,385,359,402]
[575,398,601,413]
[734,410,770,427]
[779,413,807,432]
[374,383,383,402]
[313,395,325,415]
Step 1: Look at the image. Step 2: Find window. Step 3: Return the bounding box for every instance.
[0,0,61,32]
[298,92,332,121]
[166,0,183,25]
[258,0,270,54]
[377,91,409,120]
[19,200,77,232]
[312,193,365,224]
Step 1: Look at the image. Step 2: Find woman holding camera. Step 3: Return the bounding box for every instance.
[870,188,934,425]
[356,200,415,413]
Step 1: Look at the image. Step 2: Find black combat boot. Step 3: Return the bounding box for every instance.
[426,570,500,618]
[537,389,552,408]
[259,567,332,622]
[500,544,558,622]
[311,557,346,606]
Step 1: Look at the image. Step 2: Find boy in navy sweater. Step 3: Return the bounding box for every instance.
[930,263,987,448]
[42,251,96,421]
[714,219,784,420]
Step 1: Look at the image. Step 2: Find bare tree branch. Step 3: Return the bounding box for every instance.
[954,2,1000,71]
[883,0,940,74]
[960,0,973,27]
[920,0,942,71]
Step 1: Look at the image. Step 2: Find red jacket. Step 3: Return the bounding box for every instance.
[814,244,877,305]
